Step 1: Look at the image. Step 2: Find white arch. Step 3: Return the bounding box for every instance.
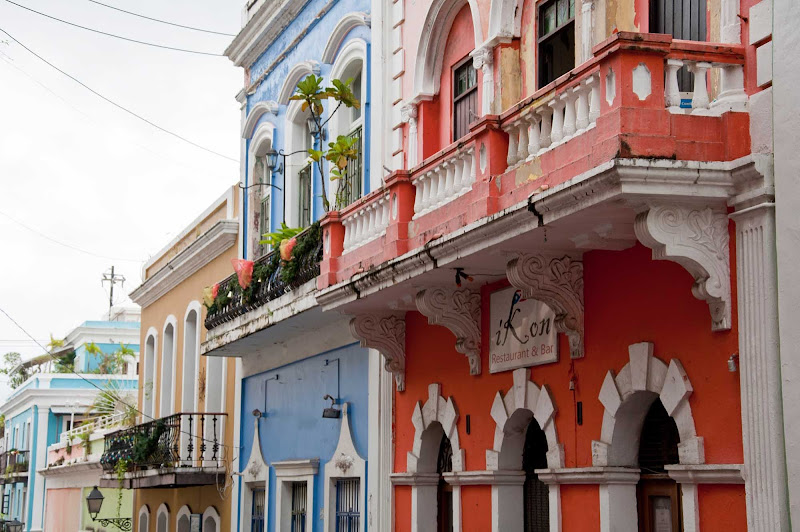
[247,122,276,256]
[176,505,192,532]
[143,327,158,420]
[411,0,484,102]
[277,60,322,105]
[242,100,279,139]
[592,342,704,467]
[487,0,523,45]
[138,505,150,532]
[181,302,202,413]
[156,503,170,532]
[202,506,221,532]
[159,315,178,418]
[407,383,464,473]
[322,12,371,63]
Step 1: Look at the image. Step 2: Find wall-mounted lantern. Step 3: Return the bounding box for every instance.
[86,486,132,531]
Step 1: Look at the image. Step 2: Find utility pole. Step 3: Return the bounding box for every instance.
[101,266,126,320]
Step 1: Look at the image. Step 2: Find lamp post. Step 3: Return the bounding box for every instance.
[86,486,132,531]
[6,519,22,532]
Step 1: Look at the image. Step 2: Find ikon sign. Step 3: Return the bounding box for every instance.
[489,286,558,373]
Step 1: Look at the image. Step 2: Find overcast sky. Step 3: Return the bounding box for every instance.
[0,0,243,400]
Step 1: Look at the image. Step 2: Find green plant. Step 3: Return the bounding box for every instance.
[131,420,166,465]
[65,438,73,455]
[54,350,76,373]
[0,352,29,389]
[77,430,91,455]
[91,343,134,375]
[114,458,131,516]
[260,223,304,249]
[280,222,321,284]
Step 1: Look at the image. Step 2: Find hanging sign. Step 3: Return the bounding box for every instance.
[489,286,558,373]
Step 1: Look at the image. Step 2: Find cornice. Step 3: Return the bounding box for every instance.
[442,470,526,486]
[272,458,319,477]
[39,459,102,477]
[665,463,744,484]
[535,466,641,485]
[225,0,312,68]
[130,220,238,308]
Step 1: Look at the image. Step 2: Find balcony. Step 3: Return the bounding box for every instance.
[98,412,226,489]
[0,450,29,484]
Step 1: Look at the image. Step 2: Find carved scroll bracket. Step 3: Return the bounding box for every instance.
[506,254,585,358]
[416,287,482,375]
[634,205,731,331]
[350,314,407,391]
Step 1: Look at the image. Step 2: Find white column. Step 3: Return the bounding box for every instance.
[689,62,711,109]
[492,482,525,532]
[730,201,790,532]
[472,46,494,116]
[664,59,683,109]
[368,348,394,532]
[599,483,638,532]
[402,103,419,168]
[581,0,595,62]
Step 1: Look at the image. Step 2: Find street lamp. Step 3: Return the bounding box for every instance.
[6,519,23,532]
[85,486,132,531]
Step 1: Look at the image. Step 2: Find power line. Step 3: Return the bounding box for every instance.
[86,0,236,37]
[0,210,142,263]
[2,0,225,56]
[0,305,240,451]
[0,27,239,163]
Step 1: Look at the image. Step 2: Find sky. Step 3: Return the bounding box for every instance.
[0,0,243,400]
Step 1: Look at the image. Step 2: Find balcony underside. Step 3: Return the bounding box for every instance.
[99,466,226,489]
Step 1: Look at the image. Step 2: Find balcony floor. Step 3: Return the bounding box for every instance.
[99,466,226,489]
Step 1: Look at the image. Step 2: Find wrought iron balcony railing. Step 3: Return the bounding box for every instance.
[99,412,226,472]
[204,224,322,330]
[0,450,29,482]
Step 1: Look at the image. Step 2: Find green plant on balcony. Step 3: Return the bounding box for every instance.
[77,430,92,456]
[65,438,73,455]
[131,420,166,466]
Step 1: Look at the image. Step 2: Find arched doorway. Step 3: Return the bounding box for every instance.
[523,420,549,531]
[636,400,682,532]
[437,432,454,532]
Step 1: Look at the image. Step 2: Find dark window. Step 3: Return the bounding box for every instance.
[523,420,550,532]
[538,0,575,87]
[437,433,453,532]
[298,164,312,228]
[336,125,363,210]
[650,0,707,91]
[636,400,682,532]
[335,478,360,532]
[351,72,362,122]
[251,488,266,532]
[453,58,478,141]
[291,482,307,532]
[260,195,271,244]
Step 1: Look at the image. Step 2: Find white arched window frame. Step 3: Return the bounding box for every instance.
[248,123,277,258]
[203,355,227,465]
[284,98,315,228]
[159,316,177,418]
[143,328,158,420]
[156,503,170,532]
[323,403,366,532]
[202,506,221,532]
[176,505,192,532]
[180,303,202,465]
[138,505,150,532]
[328,38,368,208]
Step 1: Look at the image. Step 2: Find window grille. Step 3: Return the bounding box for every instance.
[453,59,478,141]
[298,164,312,228]
[251,488,266,532]
[538,0,575,87]
[291,482,307,532]
[335,478,360,532]
[260,195,271,243]
[523,421,550,532]
[336,126,363,209]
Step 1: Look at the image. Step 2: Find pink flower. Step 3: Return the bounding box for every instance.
[280,237,297,261]
[231,258,255,290]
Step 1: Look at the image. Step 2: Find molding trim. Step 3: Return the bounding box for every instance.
[323,403,367,532]
[277,60,322,105]
[130,220,238,308]
[416,287,481,375]
[442,470,525,486]
[224,0,312,67]
[486,367,565,470]
[592,342,704,467]
[535,466,641,485]
[635,205,732,331]
[321,12,371,64]
[506,254,585,358]
[408,383,465,473]
[272,458,319,477]
[665,463,744,484]
[350,314,406,391]
[242,101,278,139]
[390,472,440,486]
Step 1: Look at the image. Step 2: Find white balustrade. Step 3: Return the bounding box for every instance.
[59,411,128,443]
[413,148,475,218]
[664,59,746,114]
[503,72,602,170]
[342,192,391,252]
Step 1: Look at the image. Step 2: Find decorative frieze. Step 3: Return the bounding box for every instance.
[634,205,731,331]
[350,314,406,391]
[506,254,585,358]
[415,287,482,375]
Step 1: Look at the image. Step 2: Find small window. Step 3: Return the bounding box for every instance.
[251,488,266,532]
[538,0,575,87]
[351,72,362,122]
[291,482,308,532]
[335,478,360,532]
[452,58,478,141]
[298,164,312,228]
[260,195,271,243]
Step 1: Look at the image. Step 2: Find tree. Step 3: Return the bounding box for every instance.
[0,352,28,389]
[54,350,76,373]
[92,343,134,375]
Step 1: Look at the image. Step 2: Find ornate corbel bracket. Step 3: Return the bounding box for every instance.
[634,205,731,331]
[506,254,585,358]
[350,314,407,391]
[416,287,482,375]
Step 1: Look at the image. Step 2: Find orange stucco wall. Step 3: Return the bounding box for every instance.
[135,486,227,532]
[393,242,745,531]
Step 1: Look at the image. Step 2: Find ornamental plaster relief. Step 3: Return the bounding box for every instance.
[506,254,585,358]
[407,383,465,474]
[634,204,732,331]
[415,286,482,375]
[349,314,406,391]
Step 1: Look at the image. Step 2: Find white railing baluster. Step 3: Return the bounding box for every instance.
[588,74,601,123]
[443,161,455,199]
[563,91,577,138]
[665,59,683,109]
[516,120,529,161]
[527,115,540,157]
[575,84,589,131]
[539,108,552,151]
[689,61,711,109]
[506,124,519,166]
[549,99,565,144]
[452,157,464,195]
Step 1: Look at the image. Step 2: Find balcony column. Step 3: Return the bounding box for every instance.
[730,195,790,532]
[318,212,344,289]
[471,45,495,115]
[689,62,712,109]
[30,406,50,531]
[384,170,415,260]
[527,114,541,157]
[538,108,552,150]
[549,99,565,144]
[516,120,529,161]
[401,103,419,168]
